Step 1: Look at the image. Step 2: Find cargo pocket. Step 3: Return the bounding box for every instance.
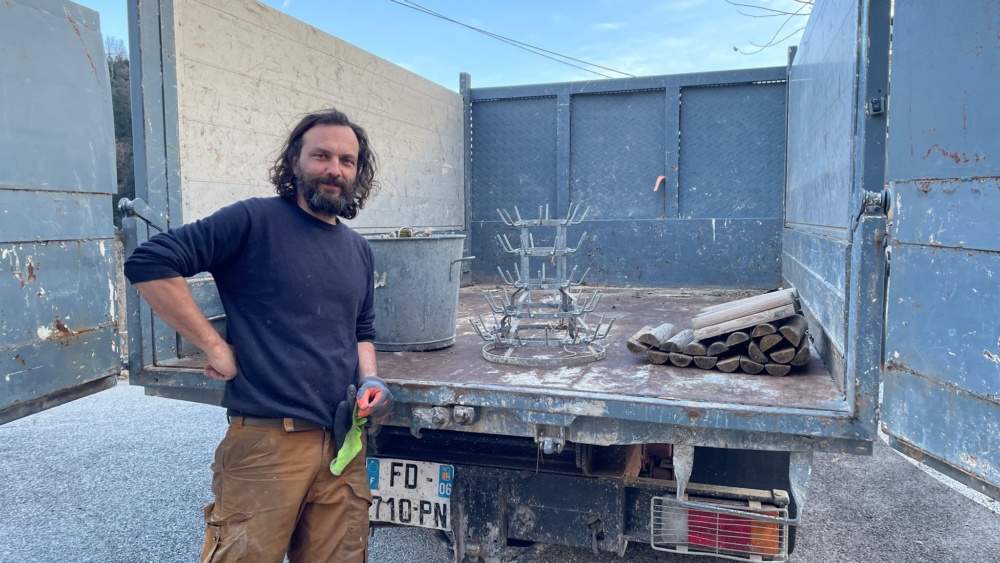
[344,479,373,562]
[201,503,253,563]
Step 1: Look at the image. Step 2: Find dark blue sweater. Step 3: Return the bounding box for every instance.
[124,197,375,427]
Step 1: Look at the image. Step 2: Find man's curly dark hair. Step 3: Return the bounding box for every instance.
[270,108,379,220]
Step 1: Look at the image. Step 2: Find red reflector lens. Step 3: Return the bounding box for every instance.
[687,509,780,556]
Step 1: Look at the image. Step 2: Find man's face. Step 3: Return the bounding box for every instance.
[292,124,360,218]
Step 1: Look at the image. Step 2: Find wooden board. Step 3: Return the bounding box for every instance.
[693,288,797,328]
[694,304,798,341]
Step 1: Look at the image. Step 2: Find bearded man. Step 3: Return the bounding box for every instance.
[124,108,393,562]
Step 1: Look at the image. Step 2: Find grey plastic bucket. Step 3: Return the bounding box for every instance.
[365,234,470,352]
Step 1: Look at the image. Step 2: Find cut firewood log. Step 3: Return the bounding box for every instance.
[682,340,709,356]
[740,356,765,375]
[694,304,799,341]
[707,340,729,356]
[759,333,785,352]
[765,363,792,377]
[694,288,798,323]
[790,339,811,366]
[647,349,670,365]
[751,322,778,338]
[662,329,696,353]
[694,356,718,369]
[639,323,680,348]
[627,338,651,355]
[726,331,750,347]
[769,345,796,364]
[748,339,768,363]
[779,315,808,348]
[628,325,655,354]
[716,355,741,373]
[669,353,693,367]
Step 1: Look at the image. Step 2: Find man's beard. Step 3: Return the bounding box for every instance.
[293,164,355,218]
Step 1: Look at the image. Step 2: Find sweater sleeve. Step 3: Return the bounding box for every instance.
[355,241,376,343]
[123,202,251,284]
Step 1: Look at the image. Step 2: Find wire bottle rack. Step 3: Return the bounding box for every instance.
[470,203,615,367]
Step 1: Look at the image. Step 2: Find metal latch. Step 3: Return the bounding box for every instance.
[868,96,886,116]
[118,198,167,232]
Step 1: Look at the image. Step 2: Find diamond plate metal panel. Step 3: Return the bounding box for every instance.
[678,83,786,219]
[470,98,557,221]
[569,90,666,220]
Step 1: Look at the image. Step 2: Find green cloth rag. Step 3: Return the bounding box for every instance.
[330,407,367,476]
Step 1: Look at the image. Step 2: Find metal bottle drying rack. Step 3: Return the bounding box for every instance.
[471,204,615,367]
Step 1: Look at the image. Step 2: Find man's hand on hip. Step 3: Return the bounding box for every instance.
[205,342,238,381]
[356,376,394,419]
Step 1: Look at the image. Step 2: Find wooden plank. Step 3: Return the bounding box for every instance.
[693,288,797,328]
[769,345,797,364]
[647,348,670,365]
[706,341,729,356]
[748,340,768,363]
[693,356,718,369]
[725,331,750,347]
[662,329,695,353]
[740,356,765,375]
[695,288,795,316]
[682,340,708,356]
[639,323,680,348]
[668,353,693,367]
[779,314,808,347]
[759,333,785,352]
[765,363,792,377]
[694,304,798,341]
[627,337,650,355]
[716,355,741,373]
[751,322,779,338]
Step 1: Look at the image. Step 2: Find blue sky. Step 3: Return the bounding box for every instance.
[80,0,810,91]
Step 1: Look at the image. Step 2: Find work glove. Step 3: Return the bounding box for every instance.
[356,376,394,420]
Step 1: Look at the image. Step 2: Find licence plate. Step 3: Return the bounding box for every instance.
[366,457,454,531]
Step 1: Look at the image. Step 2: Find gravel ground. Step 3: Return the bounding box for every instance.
[1,383,997,563]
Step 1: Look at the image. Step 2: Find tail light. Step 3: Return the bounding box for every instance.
[652,496,788,561]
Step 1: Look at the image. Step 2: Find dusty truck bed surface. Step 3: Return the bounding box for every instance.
[375,286,841,412]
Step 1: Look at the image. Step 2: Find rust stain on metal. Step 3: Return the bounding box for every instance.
[922,144,969,164]
[54,316,74,337]
[14,355,25,367]
[685,408,700,421]
[984,350,1000,365]
[66,15,102,88]
[26,261,37,283]
[886,360,1000,407]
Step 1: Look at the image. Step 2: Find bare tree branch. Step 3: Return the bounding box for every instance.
[731,0,810,55]
[724,0,809,16]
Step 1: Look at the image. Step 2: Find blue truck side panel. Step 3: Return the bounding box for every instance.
[0,0,120,424]
[881,0,1000,497]
[470,69,787,289]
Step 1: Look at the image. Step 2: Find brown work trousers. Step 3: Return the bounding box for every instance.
[200,418,372,563]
